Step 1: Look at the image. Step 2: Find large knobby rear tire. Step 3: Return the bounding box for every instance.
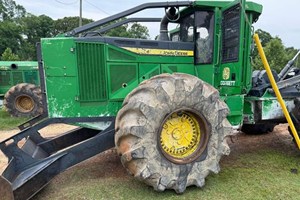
[4,83,43,117]
[115,73,232,193]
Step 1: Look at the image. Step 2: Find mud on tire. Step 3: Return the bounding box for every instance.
[4,83,43,117]
[115,73,232,193]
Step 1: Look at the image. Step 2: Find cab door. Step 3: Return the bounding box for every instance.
[218,0,245,95]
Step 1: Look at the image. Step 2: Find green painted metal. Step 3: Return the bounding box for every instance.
[76,42,107,102]
[222,95,244,126]
[108,62,138,100]
[244,89,297,125]
[0,61,39,96]
[41,0,263,127]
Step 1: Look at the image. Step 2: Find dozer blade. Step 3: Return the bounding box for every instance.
[0,117,115,200]
[1,153,66,200]
[0,176,14,200]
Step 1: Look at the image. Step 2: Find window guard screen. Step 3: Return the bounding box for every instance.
[222,4,241,63]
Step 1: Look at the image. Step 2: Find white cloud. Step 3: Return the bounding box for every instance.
[254,0,300,48]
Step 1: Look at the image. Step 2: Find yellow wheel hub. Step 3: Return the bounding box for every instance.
[16,95,34,113]
[160,111,203,161]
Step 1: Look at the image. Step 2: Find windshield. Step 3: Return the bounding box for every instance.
[195,11,214,64]
[169,11,214,64]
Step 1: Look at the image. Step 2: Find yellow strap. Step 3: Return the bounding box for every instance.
[253,33,300,149]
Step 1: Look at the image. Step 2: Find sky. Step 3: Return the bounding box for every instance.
[14,0,300,49]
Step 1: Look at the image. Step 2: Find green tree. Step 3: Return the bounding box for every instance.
[105,24,130,38]
[0,0,25,58]
[20,14,54,59]
[127,23,149,39]
[56,17,150,39]
[0,0,25,21]
[0,20,22,56]
[285,47,300,67]
[255,29,273,46]
[1,47,19,60]
[53,16,93,35]
[251,29,299,73]
[21,14,54,44]
[253,37,288,72]
[104,20,149,39]
[18,41,35,60]
[251,29,273,60]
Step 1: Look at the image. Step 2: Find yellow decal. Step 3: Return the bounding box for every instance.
[123,47,194,56]
[222,67,230,80]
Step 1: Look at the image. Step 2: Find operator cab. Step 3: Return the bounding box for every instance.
[153,2,250,93]
[165,10,214,64]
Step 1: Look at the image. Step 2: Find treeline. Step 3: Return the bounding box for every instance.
[1,14,95,60]
[0,0,94,60]
[252,29,299,72]
[0,0,149,61]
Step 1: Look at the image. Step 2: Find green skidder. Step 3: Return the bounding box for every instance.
[1,1,300,199]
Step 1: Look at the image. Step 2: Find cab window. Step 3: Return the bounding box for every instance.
[179,14,195,42]
[195,11,214,64]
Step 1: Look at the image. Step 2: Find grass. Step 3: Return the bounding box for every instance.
[33,148,300,200]
[0,108,28,129]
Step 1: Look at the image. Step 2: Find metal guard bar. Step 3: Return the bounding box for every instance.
[96,17,162,35]
[66,1,193,36]
[254,33,300,149]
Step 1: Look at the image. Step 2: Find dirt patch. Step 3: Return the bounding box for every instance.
[228,124,296,154]
[0,129,19,173]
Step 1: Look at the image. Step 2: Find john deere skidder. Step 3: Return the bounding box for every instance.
[1,0,300,199]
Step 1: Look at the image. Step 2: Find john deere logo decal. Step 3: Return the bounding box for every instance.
[222,67,230,80]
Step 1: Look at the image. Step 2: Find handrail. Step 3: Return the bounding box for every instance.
[65,1,193,36]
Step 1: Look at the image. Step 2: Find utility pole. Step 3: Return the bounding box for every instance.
[79,0,82,27]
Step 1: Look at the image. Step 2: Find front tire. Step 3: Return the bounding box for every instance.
[4,83,43,117]
[115,73,232,193]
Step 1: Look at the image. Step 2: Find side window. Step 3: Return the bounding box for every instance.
[222,4,240,63]
[195,11,214,64]
[179,14,195,42]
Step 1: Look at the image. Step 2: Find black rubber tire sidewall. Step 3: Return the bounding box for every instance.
[4,83,43,117]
